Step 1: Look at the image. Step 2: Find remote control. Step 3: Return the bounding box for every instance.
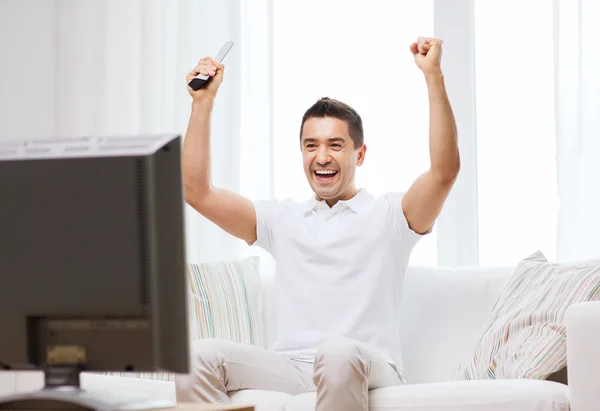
[188,41,234,91]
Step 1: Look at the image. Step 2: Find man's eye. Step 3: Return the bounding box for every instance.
[306,144,316,148]
[331,144,341,148]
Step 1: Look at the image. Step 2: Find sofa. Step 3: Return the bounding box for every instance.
[2,264,600,411]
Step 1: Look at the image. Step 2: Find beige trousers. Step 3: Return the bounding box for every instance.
[174,337,403,411]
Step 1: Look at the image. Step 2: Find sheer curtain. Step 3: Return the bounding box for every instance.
[271,0,437,266]
[473,0,558,265]
[271,0,599,267]
[11,0,596,268]
[554,0,600,262]
[52,0,272,264]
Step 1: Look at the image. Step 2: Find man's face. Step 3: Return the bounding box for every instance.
[300,117,366,202]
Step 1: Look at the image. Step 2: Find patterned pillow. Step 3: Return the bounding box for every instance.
[186,256,265,347]
[455,251,600,380]
[103,256,264,381]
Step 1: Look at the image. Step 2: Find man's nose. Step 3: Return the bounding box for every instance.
[316,146,331,166]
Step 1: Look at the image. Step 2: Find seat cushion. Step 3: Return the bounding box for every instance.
[284,380,569,411]
[230,389,292,411]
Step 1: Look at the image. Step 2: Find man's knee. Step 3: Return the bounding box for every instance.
[175,339,230,385]
[314,337,367,381]
[316,337,363,364]
[174,339,233,401]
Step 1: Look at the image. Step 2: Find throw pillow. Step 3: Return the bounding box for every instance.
[455,250,600,381]
[103,255,264,381]
[186,255,265,347]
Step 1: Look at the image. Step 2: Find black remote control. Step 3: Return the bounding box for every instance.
[188,41,234,91]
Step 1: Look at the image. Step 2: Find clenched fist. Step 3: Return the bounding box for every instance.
[187,56,225,100]
[410,36,443,75]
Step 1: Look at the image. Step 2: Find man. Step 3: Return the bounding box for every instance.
[176,36,459,411]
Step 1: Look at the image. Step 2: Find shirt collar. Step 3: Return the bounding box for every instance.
[302,189,372,214]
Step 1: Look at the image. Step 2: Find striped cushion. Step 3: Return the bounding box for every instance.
[104,256,264,381]
[186,256,264,347]
[455,251,600,380]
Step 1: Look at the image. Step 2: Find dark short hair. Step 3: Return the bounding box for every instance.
[300,97,364,149]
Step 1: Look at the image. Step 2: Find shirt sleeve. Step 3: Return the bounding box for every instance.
[385,191,432,250]
[251,199,278,257]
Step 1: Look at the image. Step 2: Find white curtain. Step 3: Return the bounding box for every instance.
[554,0,600,262]
[52,0,273,265]
[12,0,598,268]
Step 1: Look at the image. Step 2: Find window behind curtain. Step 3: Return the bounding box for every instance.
[272,0,436,265]
[474,0,558,265]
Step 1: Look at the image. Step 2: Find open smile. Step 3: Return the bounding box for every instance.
[313,169,338,183]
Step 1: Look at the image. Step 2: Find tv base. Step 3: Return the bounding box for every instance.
[0,388,175,411]
[0,367,175,411]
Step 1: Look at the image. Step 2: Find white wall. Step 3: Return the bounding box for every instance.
[0,0,58,142]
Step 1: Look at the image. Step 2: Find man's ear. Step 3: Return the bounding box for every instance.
[356,144,367,166]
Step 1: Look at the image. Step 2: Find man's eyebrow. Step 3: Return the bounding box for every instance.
[302,137,347,143]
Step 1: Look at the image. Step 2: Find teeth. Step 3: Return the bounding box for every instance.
[315,170,336,175]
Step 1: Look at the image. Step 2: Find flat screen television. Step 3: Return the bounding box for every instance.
[0,133,189,410]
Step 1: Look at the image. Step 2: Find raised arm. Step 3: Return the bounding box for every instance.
[183,57,257,244]
[402,37,460,235]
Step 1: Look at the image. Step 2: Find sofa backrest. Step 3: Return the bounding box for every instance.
[260,265,514,384]
[399,265,512,383]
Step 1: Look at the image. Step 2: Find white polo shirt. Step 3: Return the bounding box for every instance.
[252,189,425,374]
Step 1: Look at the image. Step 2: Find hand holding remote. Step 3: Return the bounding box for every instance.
[187,41,234,101]
[187,56,225,101]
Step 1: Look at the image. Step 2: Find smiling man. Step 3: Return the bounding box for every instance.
[177,36,460,411]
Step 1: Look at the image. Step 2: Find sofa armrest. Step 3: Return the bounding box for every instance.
[566,301,600,411]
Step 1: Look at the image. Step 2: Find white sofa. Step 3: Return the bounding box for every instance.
[2,265,600,411]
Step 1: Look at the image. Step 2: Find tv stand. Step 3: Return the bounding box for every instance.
[0,365,175,411]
